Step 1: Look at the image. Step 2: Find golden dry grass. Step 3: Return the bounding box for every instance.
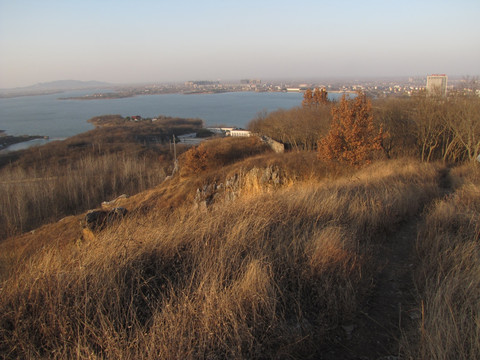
[0,158,443,359]
[0,152,167,240]
[409,162,480,359]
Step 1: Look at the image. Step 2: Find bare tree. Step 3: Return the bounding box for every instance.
[444,95,480,162]
[411,93,447,162]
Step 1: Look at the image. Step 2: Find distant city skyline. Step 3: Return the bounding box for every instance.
[1,0,479,89]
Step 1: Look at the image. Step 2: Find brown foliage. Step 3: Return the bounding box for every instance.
[302,88,314,107]
[180,137,270,176]
[319,93,387,167]
[373,97,418,158]
[180,143,209,175]
[302,87,329,107]
[248,106,332,151]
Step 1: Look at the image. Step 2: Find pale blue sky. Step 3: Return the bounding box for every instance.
[0,0,479,88]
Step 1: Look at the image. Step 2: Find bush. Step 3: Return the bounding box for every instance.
[180,136,270,176]
[248,106,331,151]
[319,93,387,167]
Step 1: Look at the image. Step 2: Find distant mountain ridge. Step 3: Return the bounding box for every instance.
[0,80,112,98]
[3,80,111,92]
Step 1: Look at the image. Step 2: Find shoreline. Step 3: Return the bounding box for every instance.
[0,132,50,152]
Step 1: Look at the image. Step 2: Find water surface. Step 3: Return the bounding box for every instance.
[0,91,306,138]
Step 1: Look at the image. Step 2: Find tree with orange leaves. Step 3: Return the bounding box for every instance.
[303,87,329,107]
[313,87,329,105]
[319,92,387,166]
[302,88,314,107]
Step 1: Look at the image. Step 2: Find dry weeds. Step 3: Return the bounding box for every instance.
[0,159,443,358]
[410,163,480,359]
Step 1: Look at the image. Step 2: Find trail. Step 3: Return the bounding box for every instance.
[319,167,452,360]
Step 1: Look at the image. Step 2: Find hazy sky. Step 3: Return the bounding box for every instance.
[1,0,479,88]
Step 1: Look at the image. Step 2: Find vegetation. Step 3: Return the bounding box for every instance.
[180,136,271,176]
[1,92,480,359]
[248,106,331,151]
[406,163,480,359]
[0,115,200,240]
[319,93,387,166]
[302,87,329,107]
[0,158,442,359]
[250,91,480,164]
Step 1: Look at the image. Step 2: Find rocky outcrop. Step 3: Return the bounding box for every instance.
[101,194,129,209]
[84,207,128,231]
[261,136,284,153]
[194,165,289,209]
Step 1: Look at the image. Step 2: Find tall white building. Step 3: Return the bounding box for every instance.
[427,74,448,96]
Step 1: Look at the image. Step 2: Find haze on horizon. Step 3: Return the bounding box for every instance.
[0,0,479,89]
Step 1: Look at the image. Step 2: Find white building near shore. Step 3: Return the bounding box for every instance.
[207,127,251,137]
[229,129,251,137]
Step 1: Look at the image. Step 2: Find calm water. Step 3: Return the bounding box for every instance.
[0,90,306,138]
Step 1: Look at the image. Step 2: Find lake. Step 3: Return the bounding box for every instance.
[0,90,350,150]
[0,90,308,139]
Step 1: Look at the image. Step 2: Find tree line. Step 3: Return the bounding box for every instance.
[248,88,480,165]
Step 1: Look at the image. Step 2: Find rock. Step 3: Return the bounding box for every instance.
[193,166,288,209]
[101,194,129,209]
[85,207,128,231]
[262,136,284,153]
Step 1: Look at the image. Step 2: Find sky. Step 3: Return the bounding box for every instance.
[0,0,479,88]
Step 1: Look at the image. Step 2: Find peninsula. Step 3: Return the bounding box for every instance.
[0,130,46,151]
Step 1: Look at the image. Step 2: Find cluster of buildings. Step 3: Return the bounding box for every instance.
[112,74,478,99]
[180,74,476,98]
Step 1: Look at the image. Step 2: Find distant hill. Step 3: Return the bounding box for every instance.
[26,80,111,90]
[0,80,112,98]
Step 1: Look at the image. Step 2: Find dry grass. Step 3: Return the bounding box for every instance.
[409,162,480,359]
[0,159,442,359]
[0,153,167,240]
[0,116,202,240]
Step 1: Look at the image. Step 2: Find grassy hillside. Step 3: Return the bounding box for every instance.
[408,164,480,359]
[1,131,479,358]
[0,116,203,240]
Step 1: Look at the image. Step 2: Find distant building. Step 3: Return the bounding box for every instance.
[229,129,251,137]
[207,127,235,135]
[427,74,448,96]
[206,127,251,137]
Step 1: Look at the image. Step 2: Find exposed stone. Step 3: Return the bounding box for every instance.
[261,136,284,153]
[193,165,288,209]
[101,194,129,209]
[85,207,128,231]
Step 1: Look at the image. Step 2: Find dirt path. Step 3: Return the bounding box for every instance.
[319,217,421,360]
[319,167,452,359]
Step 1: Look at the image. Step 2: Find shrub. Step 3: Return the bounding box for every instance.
[180,137,270,176]
[319,93,387,167]
[248,106,331,151]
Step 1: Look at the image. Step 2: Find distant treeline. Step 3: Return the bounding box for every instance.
[249,91,480,163]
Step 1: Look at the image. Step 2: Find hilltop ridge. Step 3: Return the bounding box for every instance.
[3,150,471,359]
